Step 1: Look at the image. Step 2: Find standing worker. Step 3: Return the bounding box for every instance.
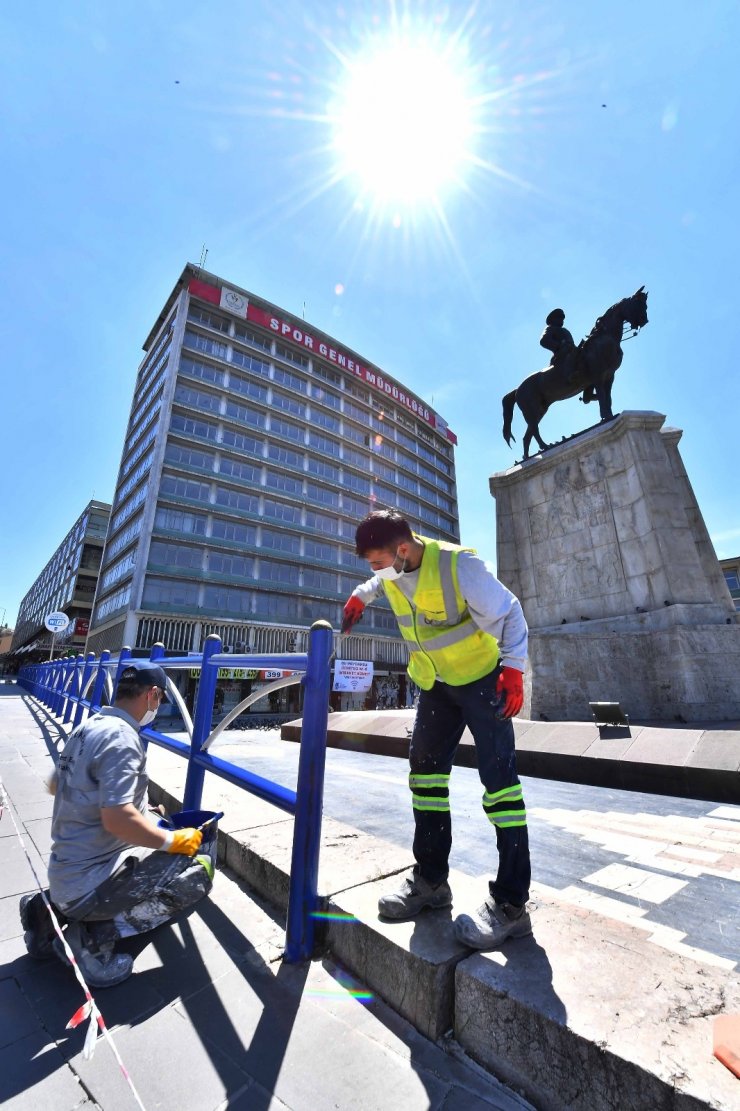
[341,511,531,949]
[20,660,214,987]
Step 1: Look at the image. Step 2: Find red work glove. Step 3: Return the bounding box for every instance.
[341,596,365,634]
[496,666,524,718]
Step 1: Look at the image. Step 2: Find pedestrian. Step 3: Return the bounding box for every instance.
[341,511,531,949]
[20,660,214,987]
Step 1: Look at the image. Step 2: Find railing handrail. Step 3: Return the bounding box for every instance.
[18,622,333,962]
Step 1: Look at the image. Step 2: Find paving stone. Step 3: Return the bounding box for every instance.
[0,892,25,942]
[687,732,740,772]
[0,977,43,1049]
[68,1003,253,1111]
[0,835,48,898]
[623,727,702,766]
[0,1030,89,1110]
[25,817,52,860]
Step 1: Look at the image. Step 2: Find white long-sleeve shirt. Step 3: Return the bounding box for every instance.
[352,550,528,672]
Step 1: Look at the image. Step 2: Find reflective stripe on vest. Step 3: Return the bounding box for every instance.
[384,539,500,689]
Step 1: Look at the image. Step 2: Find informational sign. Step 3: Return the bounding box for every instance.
[219,286,248,318]
[44,612,70,633]
[332,659,374,693]
[188,668,293,680]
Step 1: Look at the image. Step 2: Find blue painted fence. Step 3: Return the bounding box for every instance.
[18,620,334,962]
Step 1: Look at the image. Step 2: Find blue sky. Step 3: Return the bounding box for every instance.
[2,1,738,627]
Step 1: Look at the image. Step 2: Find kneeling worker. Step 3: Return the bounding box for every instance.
[342,511,531,949]
[21,660,214,987]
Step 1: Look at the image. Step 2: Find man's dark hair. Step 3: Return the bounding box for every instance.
[355,511,413,556]
[116,679,157,702]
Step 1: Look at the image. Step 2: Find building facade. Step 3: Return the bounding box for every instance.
[88,265,459,704]
[11,500,111,662]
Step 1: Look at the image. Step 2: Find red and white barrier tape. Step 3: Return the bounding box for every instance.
[0,778,148,1111]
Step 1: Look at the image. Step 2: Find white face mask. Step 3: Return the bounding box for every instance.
[139,708,158,727]
[374,550,406,581]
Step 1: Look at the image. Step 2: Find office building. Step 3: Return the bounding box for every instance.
[88,264,459,706]
[11,500,111,661]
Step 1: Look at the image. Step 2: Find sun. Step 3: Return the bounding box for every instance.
[330,35,478,207]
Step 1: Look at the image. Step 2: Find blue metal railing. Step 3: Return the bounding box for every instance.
[18,620,333,962]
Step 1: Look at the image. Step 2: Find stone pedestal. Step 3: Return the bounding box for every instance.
[490,411,740,722]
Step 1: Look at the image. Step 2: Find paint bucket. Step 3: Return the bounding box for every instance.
[159,809,220,858]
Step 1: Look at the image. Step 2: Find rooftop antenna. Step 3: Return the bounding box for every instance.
[302,301,306,320]
[196,244,208,276]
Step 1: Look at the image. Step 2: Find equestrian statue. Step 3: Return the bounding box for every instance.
[502,287,649,460]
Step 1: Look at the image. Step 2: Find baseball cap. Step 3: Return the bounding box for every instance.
[118,660,170,700]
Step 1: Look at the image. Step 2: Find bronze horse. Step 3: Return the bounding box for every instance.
[502,287,649,459]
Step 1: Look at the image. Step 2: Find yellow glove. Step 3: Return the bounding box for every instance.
[166,827,202,856]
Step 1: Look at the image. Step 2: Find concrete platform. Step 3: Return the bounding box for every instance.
[4,691,739,1110]
[140,743,740,1110]
[283,711,740,804]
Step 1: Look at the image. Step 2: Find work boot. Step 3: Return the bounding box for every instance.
[453,898,532,950]
[378,868,452,920]
[53,922,133,988]
[20,891,58,960]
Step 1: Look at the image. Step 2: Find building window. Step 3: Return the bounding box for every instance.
[258,560,299,586]
[725,571,740,591]
[262,498,301,524]
[142,579,199,608]
[307,483,340,508]
[219,456,260,483]
[261,528,301,555]
[267,443,301,468]
[211,517,257,545]
[179,355,226,387]
[308,431,340,457]
[183,329,228,360]
[208,551,254,578]
[273,364,308,391]
[230,374,268,402]
[266,471,303,495]
[221,428,262,455]
[154,507,207,536]
[275,343,309,369]
[307,456,338,481]
[231,349,270,376]
[313,409,340,432]
[170,413,218,441]
[215,486,259,513]
[165,443,215,471]
[233,323,271,352]
[148,541,204,570]
[187,306,230,333]
[270,416,304,442]
[304,538,336,561]
[175,384,221,413]
[311,386,341,410]
[272,391,307,419]
[303,567,337,591]
[161,474,211,503]
[224,400,267,429]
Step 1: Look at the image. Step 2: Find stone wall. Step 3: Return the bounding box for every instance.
[491,412,740,721]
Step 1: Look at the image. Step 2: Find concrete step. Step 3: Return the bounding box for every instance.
[144,744,740,1111]
[283,712,740,803]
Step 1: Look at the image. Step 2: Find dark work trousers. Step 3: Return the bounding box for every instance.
[409,667,531,907]
[59,831,216,942]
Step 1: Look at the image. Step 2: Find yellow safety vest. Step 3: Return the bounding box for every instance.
[384,539,500,690]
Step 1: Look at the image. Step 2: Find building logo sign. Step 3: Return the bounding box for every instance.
[219,287,248,318]
[188,277,457,444]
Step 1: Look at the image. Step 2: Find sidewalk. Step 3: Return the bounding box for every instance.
[0,686,531,1111]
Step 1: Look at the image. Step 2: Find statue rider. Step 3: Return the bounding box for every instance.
[540,306,573,375]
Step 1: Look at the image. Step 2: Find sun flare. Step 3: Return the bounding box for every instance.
[331,37,477,207]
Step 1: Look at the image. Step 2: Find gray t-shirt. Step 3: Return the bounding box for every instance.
[48,707,153,908]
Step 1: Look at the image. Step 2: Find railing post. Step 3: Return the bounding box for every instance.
[112,647,133,703]
[183,634,221,812]
[284,620,333,962]
[90,650,111,713]
[62,654,84,725]
[59,657,74,718]
[73,653,95,728]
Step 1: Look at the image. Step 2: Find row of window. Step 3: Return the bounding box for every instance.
[163,440,454,512]
[182,322,454,472]
[170,404,455,497]
[147,540,364,595]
